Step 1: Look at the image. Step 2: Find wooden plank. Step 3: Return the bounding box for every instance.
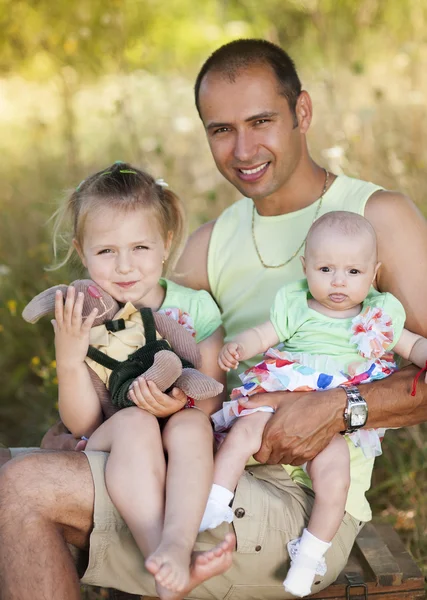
[375,523,425,582]
[354,522,403,586]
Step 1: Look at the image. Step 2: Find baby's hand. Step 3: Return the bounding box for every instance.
[52,287,98,367]
[218,342,242,371]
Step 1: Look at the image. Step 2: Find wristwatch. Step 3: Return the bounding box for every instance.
[340,385,368,434]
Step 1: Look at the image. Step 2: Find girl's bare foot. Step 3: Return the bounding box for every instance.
[154,533,236,600]
[145,542,191,593]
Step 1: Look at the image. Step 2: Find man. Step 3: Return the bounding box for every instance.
[1,39,427,600]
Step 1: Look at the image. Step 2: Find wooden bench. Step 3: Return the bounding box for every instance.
[108,523,426,599]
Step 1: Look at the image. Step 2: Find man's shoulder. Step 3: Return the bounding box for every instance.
[365,189,418,226]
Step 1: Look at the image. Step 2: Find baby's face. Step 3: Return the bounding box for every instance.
[303,230,379,313]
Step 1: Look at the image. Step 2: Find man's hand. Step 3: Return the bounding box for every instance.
[40,420,87,451]
[239,388,345,465]
[128,377,188,417]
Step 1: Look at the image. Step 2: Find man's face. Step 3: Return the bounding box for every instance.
[198,64,305,203]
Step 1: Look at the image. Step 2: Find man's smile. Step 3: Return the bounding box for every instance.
[236,161,270,181]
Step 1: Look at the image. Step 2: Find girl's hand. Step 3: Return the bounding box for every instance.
[218,342,241,371]
[128,377,187,417]
[52,287,98,367]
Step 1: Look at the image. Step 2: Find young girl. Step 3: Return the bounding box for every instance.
[201,211,427,598]
[50,162,231,600]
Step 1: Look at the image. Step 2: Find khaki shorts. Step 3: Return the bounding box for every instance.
[81,450,363,599]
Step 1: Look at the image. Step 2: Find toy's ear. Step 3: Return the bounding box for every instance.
[22,279,120,326]
[22,285,69,324]
[70,279,119,325]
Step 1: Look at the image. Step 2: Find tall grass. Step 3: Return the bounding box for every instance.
[1,60,427,581]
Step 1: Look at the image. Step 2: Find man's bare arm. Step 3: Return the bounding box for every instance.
[173,220,216,292]
[365,189,427,336]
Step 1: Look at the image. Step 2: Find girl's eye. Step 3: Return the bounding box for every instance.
[134,245,149,250]
[349,269,360,275]
[320,267,330,272]
[98,249,112,255]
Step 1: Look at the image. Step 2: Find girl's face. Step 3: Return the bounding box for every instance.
[302,230,380,313]
[74,206,170,310]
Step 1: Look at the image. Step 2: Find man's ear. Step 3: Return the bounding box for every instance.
[295,91,312,134]
[73,239,86,268]
[300,255,307,274]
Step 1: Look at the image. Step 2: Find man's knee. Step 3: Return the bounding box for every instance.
[0,451,94,525]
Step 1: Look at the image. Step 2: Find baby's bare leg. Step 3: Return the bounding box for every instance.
[283,434,350,597]
[86,407,166,557]
[306,433,350,541]
[200,410,273,532]
[145,408,214,594]
[216,411,272,489]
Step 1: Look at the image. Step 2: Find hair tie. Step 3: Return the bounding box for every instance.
[155,178,169,188]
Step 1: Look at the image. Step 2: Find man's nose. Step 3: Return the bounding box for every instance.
[233,130,257,163]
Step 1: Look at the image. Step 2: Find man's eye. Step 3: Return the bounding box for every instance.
[255,119,269,125]
[349,269,360,275]
[213,127,229,135]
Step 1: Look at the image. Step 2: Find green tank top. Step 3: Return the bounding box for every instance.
[207,173,383,522]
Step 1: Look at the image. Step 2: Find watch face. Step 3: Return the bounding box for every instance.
[350,404,367,427]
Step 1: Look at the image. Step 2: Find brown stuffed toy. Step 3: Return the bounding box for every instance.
[23,279,223,419]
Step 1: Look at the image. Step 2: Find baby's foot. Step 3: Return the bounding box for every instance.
[155,533,236,600]
[199,484,234,532]
[283,530,331,597]
[145,543,191,593]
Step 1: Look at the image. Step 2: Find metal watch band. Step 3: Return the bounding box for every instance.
[340,384,368,434]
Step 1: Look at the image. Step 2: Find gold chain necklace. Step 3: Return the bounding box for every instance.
[251,169,330,269]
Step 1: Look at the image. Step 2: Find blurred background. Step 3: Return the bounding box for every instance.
[1,0,427,587]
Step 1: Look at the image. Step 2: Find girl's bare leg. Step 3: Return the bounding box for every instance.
[145,408,214,594]
[86,406,166,558]
[283,434,350,597]
[200,410,272,532]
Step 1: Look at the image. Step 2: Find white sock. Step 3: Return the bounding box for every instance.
[199,484,234,532]
[283,529,332,597]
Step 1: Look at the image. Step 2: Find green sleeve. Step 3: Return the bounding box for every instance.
[192,290,222,343]
[269,285,289,342]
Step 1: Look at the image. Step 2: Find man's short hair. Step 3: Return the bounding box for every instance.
[194,39,302,123]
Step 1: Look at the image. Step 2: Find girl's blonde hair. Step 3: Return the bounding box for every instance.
[51,162,187,276]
